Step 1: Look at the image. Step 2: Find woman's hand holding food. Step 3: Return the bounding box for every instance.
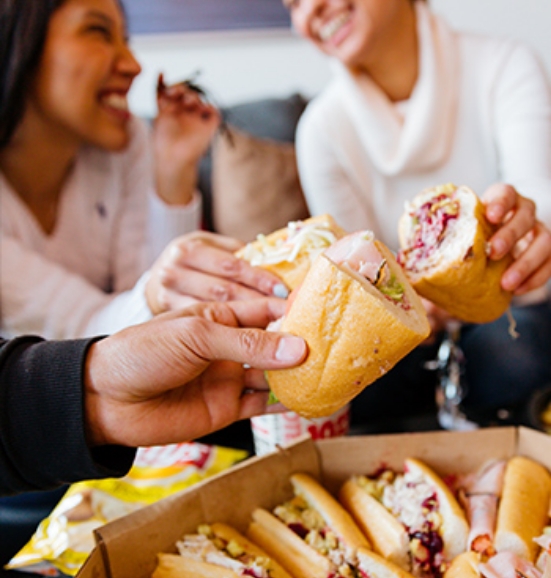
[153,73,221,206]
[84,299,307,448]
[482,183,551,295]
[145,231,289,315]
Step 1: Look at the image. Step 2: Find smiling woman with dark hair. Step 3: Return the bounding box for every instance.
[0,0,287,341]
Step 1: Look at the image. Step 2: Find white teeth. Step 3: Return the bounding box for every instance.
[102,93,128,112]
[319,12,351,42]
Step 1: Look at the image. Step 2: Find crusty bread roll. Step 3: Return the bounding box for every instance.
[397,184,513,323]
[405,459,469,562]
[236,213,346,290]
[443,551,481,578]
[494,456,551,562]
[290,473,370,551]
[340,478,410,570]
[152,522,292,578]
[356,547,417,578]
[339,458,470,576]
[247,474,417,578]
[266,231,430,418]
[247,508,334,578]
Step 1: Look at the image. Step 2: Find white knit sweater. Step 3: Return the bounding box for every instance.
[296,2,551,254]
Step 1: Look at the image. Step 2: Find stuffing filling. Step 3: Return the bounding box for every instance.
[273,496,369,578]
[176,525,272,578]
[355,469,447,578]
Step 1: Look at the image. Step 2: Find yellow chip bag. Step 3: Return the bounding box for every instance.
[6,442,247,576]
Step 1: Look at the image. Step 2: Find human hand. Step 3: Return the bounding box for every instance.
[84,299,307,448]
[482,183,551,295]
[421,298,455,344]
[153,73,221,205]
[145,231,289,315]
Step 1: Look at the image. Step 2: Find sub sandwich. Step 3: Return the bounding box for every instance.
[247,472,415,578]
[236,214,346,290]
[152,522,292,578]
[339,458,469,577]
[444,551,546,578]
[397,183,513,324]
[265,230,430,418]
[455,460,508,558]
[494,456,551,563]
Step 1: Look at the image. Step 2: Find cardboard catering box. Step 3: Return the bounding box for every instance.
[78,426,551,578]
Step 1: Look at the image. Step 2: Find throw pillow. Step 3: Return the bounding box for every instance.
[211,125,309,243]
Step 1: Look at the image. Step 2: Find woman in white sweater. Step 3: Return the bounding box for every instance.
[285,0,551,424]
[0,0,286,340]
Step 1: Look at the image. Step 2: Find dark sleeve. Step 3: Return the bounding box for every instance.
[0,336,136,496]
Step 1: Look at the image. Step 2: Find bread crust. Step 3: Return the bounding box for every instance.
[404,458,469,560]
[398,185,513,323]
[152,523,292,578]
[210,523,292,578]
[443,551,481,578]
[356,547,417,578]
[152,553,239,578]
[247,508,332,578]
[290,473,370,550]
[339,478,411,570]
[339,459,469,574]
[236,214,346,290]
[266,241,430,418]
[495,456,551,562]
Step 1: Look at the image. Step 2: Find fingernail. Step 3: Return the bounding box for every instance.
[275,336,305,362]
[491,238,507,258]
[502,270,521,291]
[488,204,505,222]
[272,283,289,298]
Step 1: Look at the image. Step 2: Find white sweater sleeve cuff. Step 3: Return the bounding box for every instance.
[148,190,203,263]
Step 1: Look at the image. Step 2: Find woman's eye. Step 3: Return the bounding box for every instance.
[88,25,113,40]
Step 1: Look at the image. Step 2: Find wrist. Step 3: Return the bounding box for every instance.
[155,164,198,205]
[83,340,110,447]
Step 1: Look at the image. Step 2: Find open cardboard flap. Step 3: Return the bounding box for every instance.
[80,426,551,578]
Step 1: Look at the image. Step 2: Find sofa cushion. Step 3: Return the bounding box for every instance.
[198,93,309,232]
[211,126,309,242]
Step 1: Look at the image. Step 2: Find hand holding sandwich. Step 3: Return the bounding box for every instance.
[481,183,551,296]
[146,231,289,315]
[84,299,307,448]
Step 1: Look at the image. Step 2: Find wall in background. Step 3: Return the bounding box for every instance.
[128,0,551,118]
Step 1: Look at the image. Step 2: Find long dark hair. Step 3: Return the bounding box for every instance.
[0,0,127,149]
[0,0,67,148]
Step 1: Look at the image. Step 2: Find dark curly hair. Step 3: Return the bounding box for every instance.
[0,0,126,149]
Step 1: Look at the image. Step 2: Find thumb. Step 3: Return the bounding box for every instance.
[187,320,308,370]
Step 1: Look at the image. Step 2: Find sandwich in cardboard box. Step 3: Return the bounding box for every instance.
[76,426,551,578]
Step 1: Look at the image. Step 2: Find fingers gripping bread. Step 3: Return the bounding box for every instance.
[236,214,346,290]
[397,184,513,323]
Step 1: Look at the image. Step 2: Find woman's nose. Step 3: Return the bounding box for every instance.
[117,44,142,79]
